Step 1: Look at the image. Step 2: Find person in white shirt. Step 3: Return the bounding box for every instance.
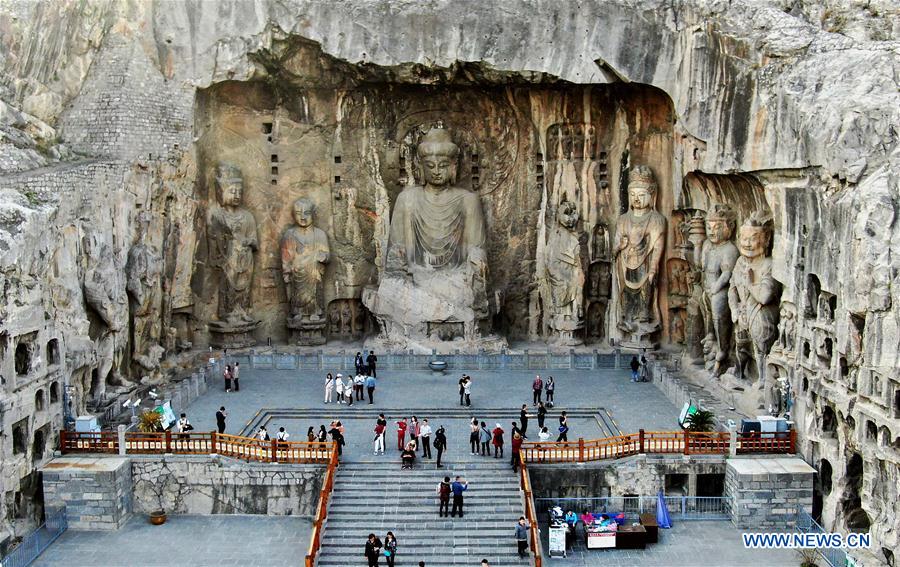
[354,373,365,402]
[176,413,191,439]
[343,375,355,406]
[257,426,270,441]
[538,426,550,442]
[420,419,433,459]
[276,427,290,441]
[325,373,335,403]
[335,373,345,403]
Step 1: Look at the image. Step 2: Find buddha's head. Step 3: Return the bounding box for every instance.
[557,199,579,229]
[215,164,244,207]
[292,197,314,228]
[627,165,657,212]
[417,126,459,187]
[738,210,773,259]
[705,204,737,244]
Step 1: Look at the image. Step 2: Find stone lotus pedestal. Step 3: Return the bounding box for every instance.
[288,316,327,346]
[208,320,259,348]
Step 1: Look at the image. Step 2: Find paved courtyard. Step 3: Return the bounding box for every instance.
[34,515,310,567]
[540,519,797,566]
[182,361,681,464]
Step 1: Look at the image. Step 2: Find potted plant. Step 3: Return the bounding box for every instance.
[149,509,167,525]
[684,409,716,432]
[137,410,163,433]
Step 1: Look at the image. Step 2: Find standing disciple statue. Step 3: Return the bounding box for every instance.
[728,211,781,386]
[127,214,164,370]
[542,199,586,344]
[701,204,739,376]
[281,197,330,343]
[364,124,490,341]
[613,165,666,347]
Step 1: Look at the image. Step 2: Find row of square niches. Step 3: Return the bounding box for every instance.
[262,122,343,185]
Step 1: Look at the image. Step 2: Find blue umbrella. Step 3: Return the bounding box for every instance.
[657,489,673,529]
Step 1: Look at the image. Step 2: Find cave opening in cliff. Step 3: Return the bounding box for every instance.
[841,452,871,533]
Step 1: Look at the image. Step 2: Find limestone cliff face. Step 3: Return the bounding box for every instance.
[0,0,898,562]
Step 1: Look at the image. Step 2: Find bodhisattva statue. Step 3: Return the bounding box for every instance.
[613,165,666,347]
[281,197,330,344]
[364,125,490,342]
[84,234,129,394]
[542,200,586,344]
[728,211,781,385]
[207,164,259,336]
[126,216,163,371]
[701,204,739,376]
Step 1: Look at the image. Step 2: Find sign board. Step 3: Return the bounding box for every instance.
[155,401,177,430]
[679,400,698,428]
[548,525,567,557]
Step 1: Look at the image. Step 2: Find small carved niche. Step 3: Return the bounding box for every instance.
[546,123,597,162]
[327,299,366,339]
[50,381,60,404]
[14,332,37,376]
[46,339,59,366]
[821,405,837,438]
[12,419,28,455]
[804,274,821,319]
[865,420,877,442]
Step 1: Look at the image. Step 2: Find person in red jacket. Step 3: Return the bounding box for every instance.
[492,423,505,458]
[396,417,408,451]
[511,432,523,473]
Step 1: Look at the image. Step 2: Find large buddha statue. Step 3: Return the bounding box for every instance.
[364,125,490,342]
[613,165,666,347]
[281,197,330,345]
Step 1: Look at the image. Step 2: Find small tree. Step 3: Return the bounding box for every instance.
[684,409,716,432]
[137,410,163,433]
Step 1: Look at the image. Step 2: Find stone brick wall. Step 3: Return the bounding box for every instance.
[725,456,815,530]
[41,457,132,530]
[130,456,323,517]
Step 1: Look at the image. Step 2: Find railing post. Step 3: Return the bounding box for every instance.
[165,430,172,453]
[60,430,67,454]
[790,429,797,453]
[578,438,585,463]
[639,429,645,454]
[117,424,127,456]
[211,431,217,454]
[683,429,690,455]
[271,439,278,463]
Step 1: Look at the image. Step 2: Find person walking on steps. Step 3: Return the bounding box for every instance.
[366,373,377,404]
[324,373,334,403]
[545,376,555,404]
[396,417,408,451]
[366,350,378,378]
[479,421,491,456]
[492,423,504,458]
[383,532,397,567]
[364,533,383,567]
[532,374,543,405]
[630,356,640,382]
[537,401,547,430]
[434,425,447,468]
[420,419,433,459]
[556,411,569,442]
[511,432,523,473]
[215,406,227,434]
[515,517,531,558]
[437,476,452,517]
[450,476,468,517]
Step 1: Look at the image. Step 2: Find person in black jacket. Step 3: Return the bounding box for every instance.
[366,350,378,377]
[434,426,447,468]
[537,401,547,430]
[364,533,383,567]
[215,407,227,434]
[355,351,364,374]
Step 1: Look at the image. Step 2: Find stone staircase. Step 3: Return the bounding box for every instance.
[317,461,528,566]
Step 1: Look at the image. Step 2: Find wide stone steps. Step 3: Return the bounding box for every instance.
[316,462,527,566]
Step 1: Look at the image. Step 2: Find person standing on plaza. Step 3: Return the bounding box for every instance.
[434,425,447,468]
[324,373,334,403]
[354,372,365,401]
[383,531,397,567]
[450,476,468,517]
[537,401,547,430]
[511,432,523,473]
[176,413,192,439]
[479,421,491,456]
[640,351,649,382]
[458,375,467,406]
[515,517,531,558]
[215,406,227,434]
[329,421,345,456]
[232,362,240,392]
[355,351,364,374]
[307,426,316,442]
[276,427,289,442]
[410,416,420,449]
[538,426,550,441]
[463,376,472,407]
[335,373,345,403]
[223,364,232,392]
[437,476,452,517]
[373,416,386,455]
[556,411,569,442]
[366,350,378,378]
[396,417,408,451]
[532,374,543,405]
[630,356,640,382]
[469,417,480,455]
[364,533,383,567]
[492,423,504,458]
[520,404,530,436]
[345,374,355,406]
[420,418,433,459]
[366,373,377,404]
[545,376,555,404]
[256,425,270,441]
[317,424,327,442]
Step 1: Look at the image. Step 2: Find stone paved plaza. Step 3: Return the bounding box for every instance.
[33,515,310,567]
[183,361,681,464]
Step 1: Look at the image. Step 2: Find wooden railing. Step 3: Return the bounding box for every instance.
[521,428,794,463]
[60,430,334,464]
[305,442,339,567]
[518,455,543,567]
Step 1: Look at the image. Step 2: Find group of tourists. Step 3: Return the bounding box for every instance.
[530,374,556,405]
[629,353,649,382]
[393,416,447,467]
[222,362,241,392]
[324,372,378,405]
